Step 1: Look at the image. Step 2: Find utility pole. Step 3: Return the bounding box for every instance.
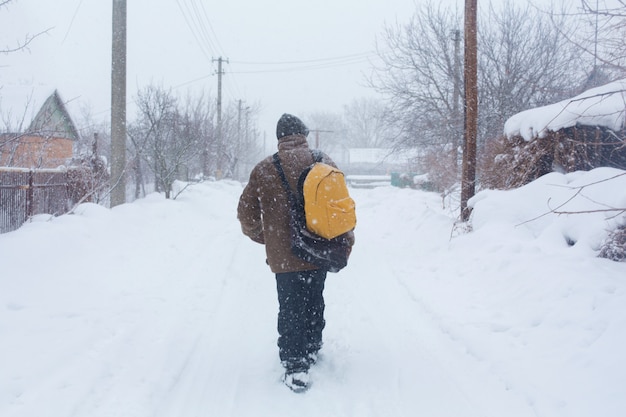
[212,56,228,175]
[245,107,250,145]
[461,0,478,222]
[310,129,333,149]
[593,0,599,70]
[213,57,228,139]
[237,99,242,140]
[110,0,127,207]
[452,29,462,173]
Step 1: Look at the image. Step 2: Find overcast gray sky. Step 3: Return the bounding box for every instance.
[0,0,417,134]
[0,0,465,137]
[1,0,566,139]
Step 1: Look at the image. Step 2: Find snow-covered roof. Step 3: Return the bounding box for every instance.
[504,79,626,141]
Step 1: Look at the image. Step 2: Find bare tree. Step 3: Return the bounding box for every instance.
[479,1,584,143]
[371,0,586,194]
[0,0,50,55]
[342,97,390,148]
[68,105,111,204]
[371,2,462,154]
[0,94,34,166]
[1,0,51,167]
[222,102,261,181]
[130,85,203,199]
[178,90,215,181]
[566,0,626,82]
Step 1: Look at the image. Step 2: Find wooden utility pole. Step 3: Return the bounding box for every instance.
[310,129,333,149]
[452,29,462,173]
[461,0,477,222]
[110,0,127,207]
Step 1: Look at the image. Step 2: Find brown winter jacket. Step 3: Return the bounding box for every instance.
[237,134,354,273]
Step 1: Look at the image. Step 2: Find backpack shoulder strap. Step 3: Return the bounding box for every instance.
[311,149,324,163]
[272,153,296,202]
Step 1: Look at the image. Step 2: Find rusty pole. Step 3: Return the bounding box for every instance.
[461,0,478,222]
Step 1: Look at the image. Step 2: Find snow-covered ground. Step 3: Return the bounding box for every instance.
[1,168,625,417]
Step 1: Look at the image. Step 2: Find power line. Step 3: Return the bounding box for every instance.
[62,0,85,44]
[176,0,221,60]
[195,0,227,57]
[71,48,375,123]
[231,51,375,66]
[176,1,213,60]
[188,0,221,57]
[174,0,244,103]
[229,58,374,74]
[172,73,214,90]
[228,53,376,75]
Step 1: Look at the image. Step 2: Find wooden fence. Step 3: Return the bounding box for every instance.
[0,168,70,234]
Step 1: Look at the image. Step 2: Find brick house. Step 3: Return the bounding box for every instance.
[0,90,79,168]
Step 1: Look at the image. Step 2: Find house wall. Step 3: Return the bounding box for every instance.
[0,135,73,168]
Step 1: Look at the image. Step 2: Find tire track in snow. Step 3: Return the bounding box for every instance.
[153,225,281,416]
[328,247,487,416]
[326,187,537,417]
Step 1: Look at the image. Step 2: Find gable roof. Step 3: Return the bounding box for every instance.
[28,90,80,141]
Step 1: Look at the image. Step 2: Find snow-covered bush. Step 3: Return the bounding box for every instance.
[599,225,626,262]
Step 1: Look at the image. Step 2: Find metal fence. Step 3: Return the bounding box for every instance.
[0,168,70,234]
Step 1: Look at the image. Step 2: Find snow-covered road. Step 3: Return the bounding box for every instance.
[2,176,625,417]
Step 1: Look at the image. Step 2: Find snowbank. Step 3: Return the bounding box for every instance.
[470,167,626,255]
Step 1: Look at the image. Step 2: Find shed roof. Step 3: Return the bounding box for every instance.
[504,79,626,141]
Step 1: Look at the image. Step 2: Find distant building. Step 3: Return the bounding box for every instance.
[0,90,79,169]
[344,148,420,175]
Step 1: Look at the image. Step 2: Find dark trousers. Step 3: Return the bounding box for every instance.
[276,269,327,370]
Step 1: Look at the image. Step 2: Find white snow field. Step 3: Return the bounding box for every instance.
[1,169,625,417]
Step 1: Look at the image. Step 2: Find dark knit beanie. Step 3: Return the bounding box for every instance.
[276,113,309,139]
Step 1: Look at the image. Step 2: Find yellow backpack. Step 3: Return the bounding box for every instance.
[297,153,356,239]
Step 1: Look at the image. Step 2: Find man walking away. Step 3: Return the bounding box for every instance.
[237,113,354,392]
